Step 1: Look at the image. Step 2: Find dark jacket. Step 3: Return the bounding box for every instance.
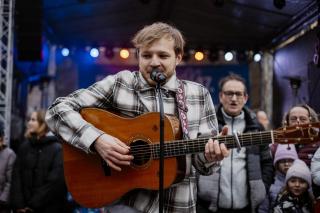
[197,105,274,213]
[10,135,67,213]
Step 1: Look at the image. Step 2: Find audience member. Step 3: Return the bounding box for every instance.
[0,122,16,213]
[258,144,298,213]
[273,159,313,213]
[10,110,68,213]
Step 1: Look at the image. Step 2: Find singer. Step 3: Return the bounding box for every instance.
[45,22,229,213]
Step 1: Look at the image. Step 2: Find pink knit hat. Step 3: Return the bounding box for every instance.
[285,159,312,187]
[273,144,298,166]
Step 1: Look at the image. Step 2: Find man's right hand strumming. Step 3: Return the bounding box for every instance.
[94,134,134,171]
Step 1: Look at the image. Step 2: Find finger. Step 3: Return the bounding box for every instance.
[106,159,122,172]
[221,125,228,135]
[220,143,229,157]
[109,151,133,164]
[212,140,221,157]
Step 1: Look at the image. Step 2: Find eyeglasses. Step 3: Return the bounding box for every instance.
[222,91,245,98]
[289,116,310,124]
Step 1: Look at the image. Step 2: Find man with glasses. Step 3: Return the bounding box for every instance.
[197,73,274,213]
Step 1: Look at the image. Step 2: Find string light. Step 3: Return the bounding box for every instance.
[119,48,130,59]
[194,51,204,61]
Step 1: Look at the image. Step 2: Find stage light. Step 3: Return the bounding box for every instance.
[90,48,99,58]
[119,48,130,59]
[224,51,233,61]
[61,48,69,57]
[194,51,204,61]
[274,0,285,9]
[253,53,262,62]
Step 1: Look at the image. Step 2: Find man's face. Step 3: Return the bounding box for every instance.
[138,37,182,86]
[219,80,248,116]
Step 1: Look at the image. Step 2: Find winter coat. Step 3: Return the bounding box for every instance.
[197,106,274,213]
[10,135,67,213]
[0,145,16,213]
[273,190,312,213]
[259,171,286,213]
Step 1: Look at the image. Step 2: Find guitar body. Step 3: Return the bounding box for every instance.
[63,108,184,208]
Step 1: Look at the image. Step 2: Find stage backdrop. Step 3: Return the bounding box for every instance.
[76,64,249,106]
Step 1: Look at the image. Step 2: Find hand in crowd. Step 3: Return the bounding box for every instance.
[94,133,134,172]
[204,125,229,162]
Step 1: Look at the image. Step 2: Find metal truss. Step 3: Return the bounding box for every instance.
[0,0,14,145]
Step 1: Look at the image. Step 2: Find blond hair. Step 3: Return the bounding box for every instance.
[132,22,185,56]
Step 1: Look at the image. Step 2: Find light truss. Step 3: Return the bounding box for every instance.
[0,0,14,145]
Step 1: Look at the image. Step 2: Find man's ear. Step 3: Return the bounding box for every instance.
[243,94,249,104]
[219,92,223,102]
[176,54,182,65]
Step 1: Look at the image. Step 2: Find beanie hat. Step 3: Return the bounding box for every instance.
[273,144,298,166]
[285,159,311,187]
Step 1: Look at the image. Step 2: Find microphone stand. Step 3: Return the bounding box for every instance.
[155,82,165,213]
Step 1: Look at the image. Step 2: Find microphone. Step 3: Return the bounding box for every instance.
[150,68,166,84]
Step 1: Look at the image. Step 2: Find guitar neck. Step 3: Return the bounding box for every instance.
[150,130,274,159]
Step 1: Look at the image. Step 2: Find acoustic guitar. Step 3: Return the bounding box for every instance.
[63,108,320,208]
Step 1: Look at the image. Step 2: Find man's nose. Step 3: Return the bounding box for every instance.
[150,56,160,66]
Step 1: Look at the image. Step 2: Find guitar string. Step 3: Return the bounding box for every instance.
[127,132,282,160]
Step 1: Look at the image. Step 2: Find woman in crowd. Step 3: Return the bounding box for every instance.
[0,122,16,213]
[10,110,67,213]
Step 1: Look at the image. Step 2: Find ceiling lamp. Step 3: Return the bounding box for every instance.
[253,53,262,62]
[194,51,204,61]
[90,48,99,58]
[119,48,130,59]
[61,48,69,57]
[224,51,233,61]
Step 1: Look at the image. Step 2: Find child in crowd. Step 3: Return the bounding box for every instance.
[0,122,16,213]
[273,159,314,213]
[258,144,298,213]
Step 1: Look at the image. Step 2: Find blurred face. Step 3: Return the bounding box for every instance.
[257,111,269,129]
[277,158,294,174]
[138,37,182,86]
[288,107,310,126]
[27,112,40,134]
[219,80,248,116]
[287,177,308,197]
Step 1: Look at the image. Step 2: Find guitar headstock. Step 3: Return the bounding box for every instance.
[274,122,320,144]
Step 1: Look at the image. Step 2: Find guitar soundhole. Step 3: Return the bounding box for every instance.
[130,140,151,166]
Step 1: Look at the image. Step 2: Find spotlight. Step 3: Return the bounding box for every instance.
[119,48,130,59]
[61,48,69,57]
[253,53,262,62]
[274,0,285,9]
[194,51,204,61]
[90,48,99,58]
[224,51,233,61]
